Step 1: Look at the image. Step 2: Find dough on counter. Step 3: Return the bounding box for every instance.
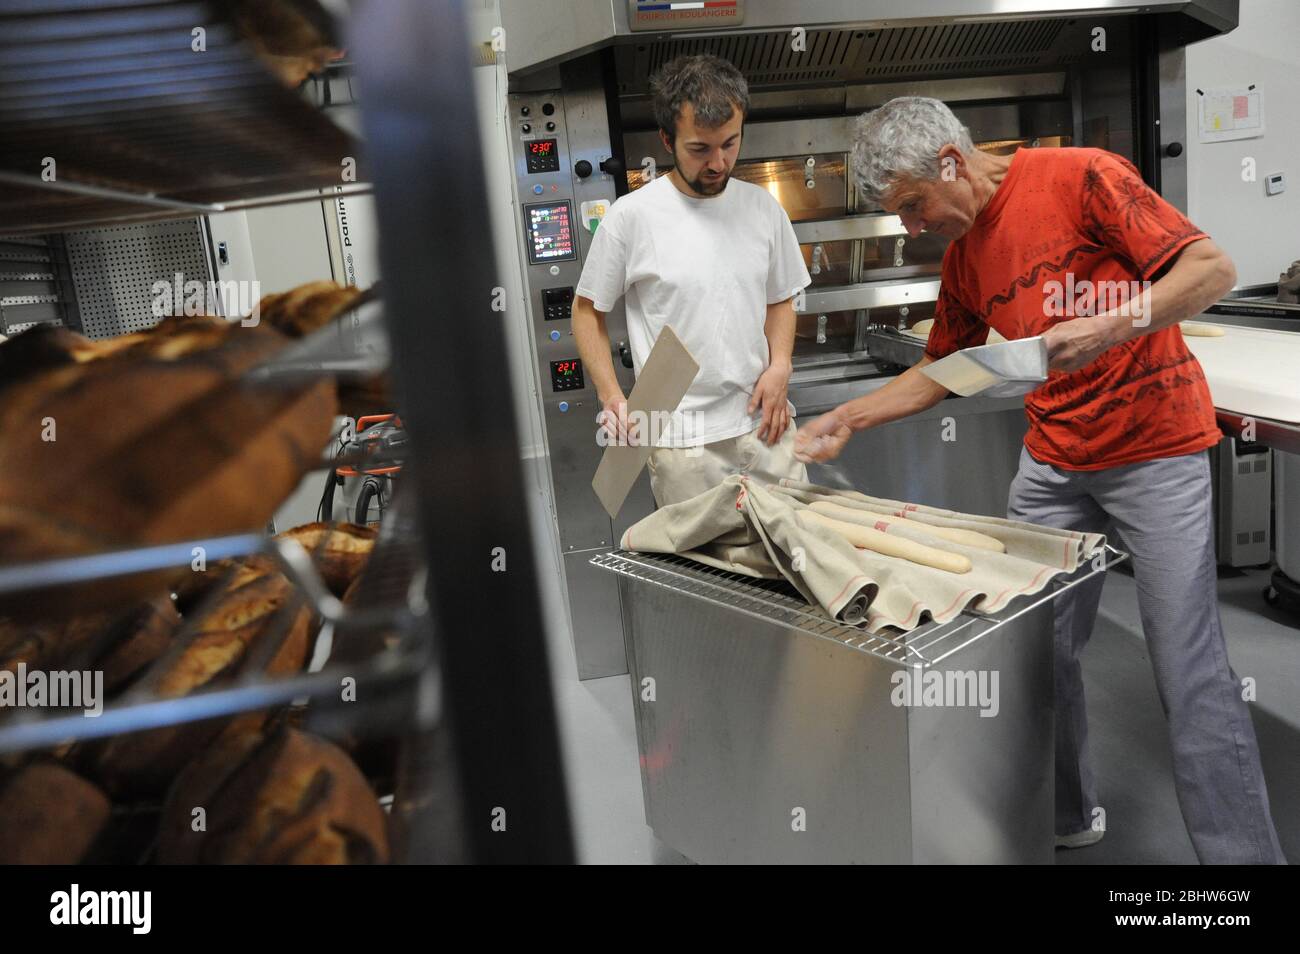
[1180,322,1226,337]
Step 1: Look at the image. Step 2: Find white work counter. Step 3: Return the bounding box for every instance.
[1183,321,1300,427]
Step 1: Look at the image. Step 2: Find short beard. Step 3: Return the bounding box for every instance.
[683,169,729,196]
[671,144,730,196]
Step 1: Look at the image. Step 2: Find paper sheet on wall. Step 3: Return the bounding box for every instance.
[591,325,699,518]
[1198,86,1264,143]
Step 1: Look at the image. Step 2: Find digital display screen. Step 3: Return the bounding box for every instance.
[525,138,560,173]
[550,358,584,392]
[542,286,574,321]
[525,201,576,264]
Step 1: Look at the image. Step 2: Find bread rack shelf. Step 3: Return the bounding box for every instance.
[0,0,577,863]
[0,495,432,756]
[0,0,365,236]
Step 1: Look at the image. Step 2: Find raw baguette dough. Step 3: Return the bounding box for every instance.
[808,500,1005,552]
[798,509,972,574]
[1180,322,1226,337]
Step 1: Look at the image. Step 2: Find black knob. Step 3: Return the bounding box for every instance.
[617,341,633,369]
[1165,141,1184,158]
[599,156,624,176]
[574,159,593,178]
[546,121,556,132]
[521,123,531,134]
[520,106,530,116]
[542,103,555,116]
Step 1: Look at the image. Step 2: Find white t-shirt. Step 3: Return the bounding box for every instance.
[575,174,811,447]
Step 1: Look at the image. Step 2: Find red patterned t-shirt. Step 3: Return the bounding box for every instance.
[924,147,1220,471]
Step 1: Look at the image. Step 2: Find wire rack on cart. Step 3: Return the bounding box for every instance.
[0,0,574,863]
[592,545,1130,669]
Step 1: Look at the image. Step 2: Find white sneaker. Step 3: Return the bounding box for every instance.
[1055,828,1105,849]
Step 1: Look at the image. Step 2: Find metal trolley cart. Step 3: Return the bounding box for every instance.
[595,545,1127,864]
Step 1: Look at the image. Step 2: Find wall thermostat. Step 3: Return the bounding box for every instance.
[1266,172,1285,196]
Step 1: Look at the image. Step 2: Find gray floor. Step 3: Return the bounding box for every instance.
[534,488,1298,863]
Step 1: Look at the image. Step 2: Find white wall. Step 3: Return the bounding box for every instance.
[1186,0,1300,287]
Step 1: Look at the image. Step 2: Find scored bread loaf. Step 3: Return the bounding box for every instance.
[257,281,364,338]
[0,762,111,864]
[157,726,389,864]
[0,322,337,619]
[274,522,377,596]
[231,0,344,89]
[92,593,183,695]
[84,558,315,797]
[253,281,392,417]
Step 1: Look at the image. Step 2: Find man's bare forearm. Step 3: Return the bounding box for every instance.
[836,355,950,431]
[571,296,623,404]
[1102,238,1236,346]
[764,298,797,371]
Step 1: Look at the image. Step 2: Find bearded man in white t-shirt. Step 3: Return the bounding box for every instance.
[573,54,812,507]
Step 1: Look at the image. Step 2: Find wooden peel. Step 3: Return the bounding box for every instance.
[797,509,972,574]
[808,500,1006,553]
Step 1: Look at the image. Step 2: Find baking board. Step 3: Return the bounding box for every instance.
[591,324,699,518]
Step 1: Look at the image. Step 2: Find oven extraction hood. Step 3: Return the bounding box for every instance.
[499,0,1238,76]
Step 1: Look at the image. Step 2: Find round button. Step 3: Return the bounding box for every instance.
[574,159,592,178]
[532,184,544,194]
[558,401,569,412]
[546,122,556,132]
[549,330,561,341]
[549,265,560,275]
[542,103,555,115]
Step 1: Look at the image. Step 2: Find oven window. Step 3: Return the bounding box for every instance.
[793,308,859,358]
[801,239,852,287]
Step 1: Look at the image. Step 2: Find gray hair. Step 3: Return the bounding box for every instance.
[650,54,750,144]
[851,97,974,202]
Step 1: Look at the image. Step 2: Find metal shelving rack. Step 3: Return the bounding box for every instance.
[0,0,575,864]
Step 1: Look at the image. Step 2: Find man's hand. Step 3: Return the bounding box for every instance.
[597,394,640,446]
[749,360,792,445]
[794,407,853,463]
[1042,316,1122,373]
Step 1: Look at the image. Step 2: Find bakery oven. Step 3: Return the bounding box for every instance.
[499,0,1236,678]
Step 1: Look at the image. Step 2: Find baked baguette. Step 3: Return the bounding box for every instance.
[158,726,389,864]
[85,560,314,797]
[0,323,337,619]
[275,522,377,596]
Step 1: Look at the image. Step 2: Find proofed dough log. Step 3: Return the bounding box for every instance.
[808,500,1005,552]
[798,509,972,574]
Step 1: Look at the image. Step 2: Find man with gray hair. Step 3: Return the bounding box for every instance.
[797,96,1284,864]
[572,54,811,506]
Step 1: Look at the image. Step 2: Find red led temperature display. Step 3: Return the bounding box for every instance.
[525,138,560,173]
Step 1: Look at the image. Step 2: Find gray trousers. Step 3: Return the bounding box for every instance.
[1007,446,1285,864]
